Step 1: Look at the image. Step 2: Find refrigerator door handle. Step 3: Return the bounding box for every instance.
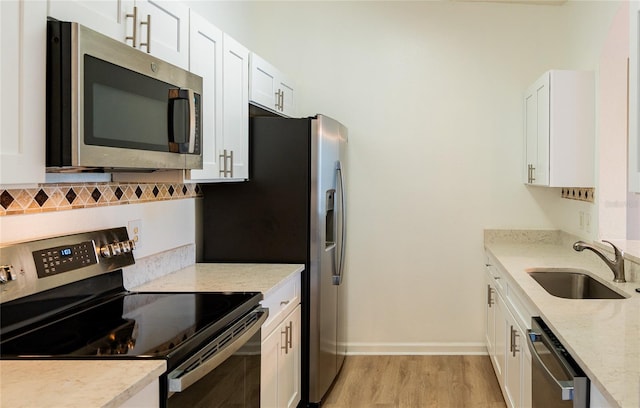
[332,160,346,285]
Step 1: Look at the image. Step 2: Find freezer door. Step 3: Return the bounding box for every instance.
[309,115,348,404]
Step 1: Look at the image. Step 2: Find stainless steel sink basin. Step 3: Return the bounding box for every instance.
[527,269,627,299]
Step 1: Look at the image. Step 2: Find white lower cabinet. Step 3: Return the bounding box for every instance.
[485,258,533,408]
[262,304,301,408]
[504,307,530,408]
[261,273,301,408]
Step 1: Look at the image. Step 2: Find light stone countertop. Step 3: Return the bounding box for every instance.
[130,263,305,295]
[0,263,303,408]
[0,360,166,408]
[485,230,640,408]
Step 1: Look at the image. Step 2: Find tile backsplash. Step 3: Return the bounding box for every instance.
[0,182,201,216]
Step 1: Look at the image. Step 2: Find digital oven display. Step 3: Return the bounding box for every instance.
[32,241,97,278]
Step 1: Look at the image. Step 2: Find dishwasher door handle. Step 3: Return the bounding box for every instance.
[527,329,575,401]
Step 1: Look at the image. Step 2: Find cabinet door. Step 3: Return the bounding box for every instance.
[630,0,640,192]
[250,53,296,117]
[261,305,301,408]
[485,270,496,358]
[524,73,550,186]
[504,312,523,408]
[261,324,280,408]
[250,53,278,111]
[0,0,46,186]
[185,11,223,182]
[279,305,301,408]
[47,0,128,43]
[278,76,296,118]
[494,292,507,388]
[132,0,189,69]
[222,34,249,180]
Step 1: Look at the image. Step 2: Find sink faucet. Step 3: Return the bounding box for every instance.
[572,240,626,283]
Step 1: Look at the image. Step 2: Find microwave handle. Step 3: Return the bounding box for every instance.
[168,88,197,154]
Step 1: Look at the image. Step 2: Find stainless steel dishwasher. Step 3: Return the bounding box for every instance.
[527,317,589,408]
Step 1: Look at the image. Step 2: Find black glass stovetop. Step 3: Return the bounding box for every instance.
[0,291,260,362]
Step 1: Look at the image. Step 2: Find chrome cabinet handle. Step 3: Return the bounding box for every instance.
[277,90,281,111]
[125,6,138,47]
[219,150,226,177]
[511,326,520,357]
[527,164,536,183]
[140,13,151,53]
[510,325,514,353]
[487,284,494,307]
[281,326,289,354]
[531,165,536,182]
[280,321,293,354]
[219,150,233,177]
[274,89,284,111]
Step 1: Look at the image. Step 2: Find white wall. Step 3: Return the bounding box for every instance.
[597,2,629,241]
[188,1,621,352]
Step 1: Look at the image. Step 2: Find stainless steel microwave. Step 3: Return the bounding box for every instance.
[46,20,203,172]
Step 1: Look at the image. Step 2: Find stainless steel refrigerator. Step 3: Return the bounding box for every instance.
[199,114,348,407]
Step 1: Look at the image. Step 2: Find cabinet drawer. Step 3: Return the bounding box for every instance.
[261,273,300,336]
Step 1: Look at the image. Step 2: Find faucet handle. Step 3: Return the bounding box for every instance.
[601,240,623,260]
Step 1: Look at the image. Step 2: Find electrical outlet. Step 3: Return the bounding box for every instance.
[128,219,143,249]
[579,211,584,230]
[585,213,591,233]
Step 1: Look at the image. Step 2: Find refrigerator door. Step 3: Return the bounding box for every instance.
[309,115,348,404]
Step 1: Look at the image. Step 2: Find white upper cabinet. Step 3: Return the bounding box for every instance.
[250,53,297,117]
[48,0,125,41]
[185,11,223,182]
[185,14,249,182]
[0,0,47,186]
[132,0,189,69]
[47,0,188,69]
[221,34,250,180]
[630,0,640,193]
[523,70,595,187]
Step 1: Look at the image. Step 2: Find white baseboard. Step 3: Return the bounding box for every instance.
[344,342,488,355]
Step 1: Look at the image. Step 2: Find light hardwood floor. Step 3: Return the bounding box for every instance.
[322,355,506,408]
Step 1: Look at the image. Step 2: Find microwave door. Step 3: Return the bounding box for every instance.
[46,20,203,171]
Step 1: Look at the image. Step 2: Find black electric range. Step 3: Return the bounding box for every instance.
[0,227,266,407]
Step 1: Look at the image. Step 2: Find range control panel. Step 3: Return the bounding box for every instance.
[0,227,135,304]
[33,241,98,278]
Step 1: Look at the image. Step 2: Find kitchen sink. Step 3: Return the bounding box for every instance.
[526,269,627,299]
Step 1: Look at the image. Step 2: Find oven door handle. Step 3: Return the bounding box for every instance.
[168,308,268,393]
[526,329,575,401]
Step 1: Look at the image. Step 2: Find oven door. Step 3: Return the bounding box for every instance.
[166,307,267,408]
